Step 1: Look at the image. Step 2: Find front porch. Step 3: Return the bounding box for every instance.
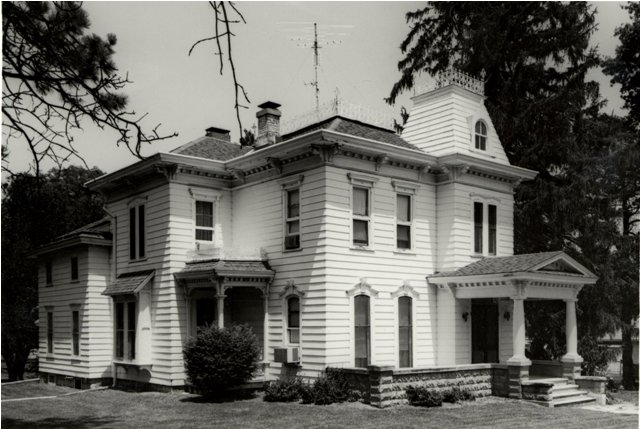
[428,251,599,401]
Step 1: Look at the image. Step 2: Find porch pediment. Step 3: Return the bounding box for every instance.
[427,251,597,300]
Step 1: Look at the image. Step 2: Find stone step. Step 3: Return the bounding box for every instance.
[552,383,579,392]
[552,395,596,407]
[551,388,588,399]
[531,377,569,385]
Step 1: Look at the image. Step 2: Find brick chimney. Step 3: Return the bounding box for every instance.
[204,126,231,142]
[255,101,281,149]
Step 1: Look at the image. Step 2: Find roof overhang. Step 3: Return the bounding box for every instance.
[103,270,155,296]
[30,235,112,258]
[438,153,538,182]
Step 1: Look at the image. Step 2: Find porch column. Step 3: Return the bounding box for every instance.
[216,294,225,329]
[263,290,269,362]
[561,297,582,379]
[507,296,530,365]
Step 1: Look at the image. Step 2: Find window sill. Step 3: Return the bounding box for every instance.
[128,258,148,264]
[393,249,416,256]
[70,280,79,284]
[350,246,374,253]
[45,284,53,288]
[283,248,303,253]
[470,254,484,259]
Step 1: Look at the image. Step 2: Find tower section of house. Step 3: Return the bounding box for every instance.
[34,219,113,388]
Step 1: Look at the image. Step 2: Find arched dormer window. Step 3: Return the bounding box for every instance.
[475,120,487,151]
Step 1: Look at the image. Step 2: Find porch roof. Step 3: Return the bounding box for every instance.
[103,270,155,296]
[176,259,275,280]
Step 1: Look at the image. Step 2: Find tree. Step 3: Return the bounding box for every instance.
[2,1,177,176]
[1,166,105,380]
[603,3,640,130]
[388,2,639,381]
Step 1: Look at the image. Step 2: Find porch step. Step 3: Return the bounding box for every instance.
[551,387,588,399]
[551,395,596,407]
[530,377,568,385]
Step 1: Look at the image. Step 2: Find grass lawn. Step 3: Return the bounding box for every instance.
[2,382,638,429]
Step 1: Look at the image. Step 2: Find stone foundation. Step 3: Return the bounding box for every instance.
[39,372,110,390]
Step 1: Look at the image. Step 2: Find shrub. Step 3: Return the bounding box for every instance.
[606,377,621,392]
[406,385,444,407]
[299,368,354,405]
[183,324,260,398]
[579,335,617,376]
[263,378,303,402]
[442,387,475,403]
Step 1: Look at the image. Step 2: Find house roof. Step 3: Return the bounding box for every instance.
[282,116,420,151]
[103,270,155,296]
[430,251,596,279]
[177,259,274,278]
[170,136,252,161]
[30,218,112,257]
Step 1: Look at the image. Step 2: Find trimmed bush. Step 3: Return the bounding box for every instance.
[183,324,260,398]
[579,335,617,376]
[263,378,303,402]
[442,387,476,403]
[406,385,444,407]
[299,368,355,405]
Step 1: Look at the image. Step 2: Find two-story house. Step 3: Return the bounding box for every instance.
[34,70,599,406]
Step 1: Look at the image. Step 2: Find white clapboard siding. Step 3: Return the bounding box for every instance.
[38,245,112,379]
[402,85,510,165]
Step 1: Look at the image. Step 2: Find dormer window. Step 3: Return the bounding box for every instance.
[475,120,487,150]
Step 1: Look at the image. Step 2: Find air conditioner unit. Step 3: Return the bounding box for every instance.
[284,235,300,250]
[274,347,300,364]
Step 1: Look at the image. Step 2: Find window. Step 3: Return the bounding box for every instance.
[195,201,214,241]
[284,189,301,250]
[287,296,300,344]
[475,120,487,150]
[45,261,53,285]
[115,300,136,360]
[353,187,370,247]
[129,204,146,260]
[72,310,80,356]
[70,257,78,281]
[354,295,370,367]
[398,297,412,368]
[47,312,53,353]
[488,204,497,255]
[195,298,216,329]
[474,202,483,254]
[473,201,498,255]
[396,194,412,249]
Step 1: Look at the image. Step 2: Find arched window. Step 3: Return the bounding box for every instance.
[287,296,300,344]
[398,296,413,368]
[354,294,370,367]
[475,120,487,150]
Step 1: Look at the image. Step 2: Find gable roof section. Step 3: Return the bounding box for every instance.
[103,270,155,296]
[430,251,596,280]
[171,136,252,161]
[282,116,421,151]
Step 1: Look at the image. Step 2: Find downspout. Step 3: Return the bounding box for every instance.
[103,206,117,387]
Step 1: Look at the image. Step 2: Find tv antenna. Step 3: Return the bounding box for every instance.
[280,22,352,113]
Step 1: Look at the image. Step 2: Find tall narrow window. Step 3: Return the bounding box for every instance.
[195,201,214,241]
[115,300,136,360]
[47,312,53,353]
[354,295,370,367]
[287,296,300,344]
[284,189,301,250]
[396,194,412,249]
[72,310,80,356]
[398,297,412,368]
[70,257,78,281]
[474,202,483,254]
[475,120,487,150]
[45,261,53,285]
[353,187,370,247]
[488,204,497,255]
[129,205,146,260]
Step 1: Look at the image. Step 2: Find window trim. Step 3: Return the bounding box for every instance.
[194,200,215,242]
[395,193,413,250]
[392,281,419,368]
[280,176,304,252]
[286,295,301,345]
[279,280,305,347]
[70,256,79,281]
[470,195,500,256]
[113,296,137,362]
[474,120,488,151]
[347,278,379,368]
[128,197,147,261]
[353,294,371,368]
[46,311,54,354]
[398,296,413,368]
[348,173,378,250]
[70,306,81,357]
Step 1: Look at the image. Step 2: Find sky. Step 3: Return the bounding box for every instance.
[1,1,632,177]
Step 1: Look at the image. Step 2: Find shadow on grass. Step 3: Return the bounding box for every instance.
[2,416,119,429]
[180,389,258,404]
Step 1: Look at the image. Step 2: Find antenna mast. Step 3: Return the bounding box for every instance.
[311,23,320,112]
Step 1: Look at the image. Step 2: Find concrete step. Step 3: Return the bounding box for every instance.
[552,395,596,407]
[551,388,588,400]
[552,383,579,392]
[531,377,569,385]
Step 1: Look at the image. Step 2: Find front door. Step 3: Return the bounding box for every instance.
[471,299,499,363]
